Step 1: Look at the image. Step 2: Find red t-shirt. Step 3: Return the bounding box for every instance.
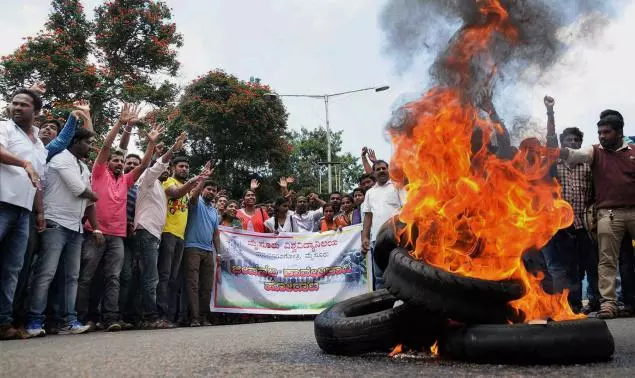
[236,208,269,233]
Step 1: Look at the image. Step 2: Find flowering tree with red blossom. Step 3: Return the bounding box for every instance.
[0,0,183,132]
[147,70,291,199]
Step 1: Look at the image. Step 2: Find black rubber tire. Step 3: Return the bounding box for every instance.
[387,247,524,303]
[384,257,519,324]
[439,319,615,365]
[373,216,403,272]
[314,290,443,355]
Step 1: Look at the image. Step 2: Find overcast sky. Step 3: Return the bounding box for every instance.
[2,0,634,161]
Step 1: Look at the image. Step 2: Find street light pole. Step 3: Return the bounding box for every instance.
[265,85,389,193]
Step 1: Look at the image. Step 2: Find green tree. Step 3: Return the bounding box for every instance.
[0,0,183,132]
[286,127,364,196]
[149,70,291,201]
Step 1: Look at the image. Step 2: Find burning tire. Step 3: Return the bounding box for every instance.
[314,290,443,355]
[386,247,524,303]
[373,216,405,271]
[438,319,615,365]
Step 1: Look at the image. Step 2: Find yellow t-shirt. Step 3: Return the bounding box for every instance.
[162,177,190,239]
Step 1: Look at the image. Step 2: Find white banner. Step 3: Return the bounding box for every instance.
[211,224,372,315]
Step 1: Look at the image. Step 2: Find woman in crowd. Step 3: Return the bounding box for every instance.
[236,181,269,232]
[220,200,242,228]
[319,203,338,232]
[264,197,296,233]
[335,194,357,227]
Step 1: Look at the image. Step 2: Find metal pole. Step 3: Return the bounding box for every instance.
[325,95,332,193]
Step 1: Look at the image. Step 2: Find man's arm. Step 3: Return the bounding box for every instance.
[33,189,45,232]
[361,212,373,253]
[128,124,164,183]
[361,147,372,174]
[188,162,213,207]
[84,204,105,247]
[544,96,559,148]
[46,113,78,159]
[559,146,594,165]
[50,156,98,201]
[95,103,139,165]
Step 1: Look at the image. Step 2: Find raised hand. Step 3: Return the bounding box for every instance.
[285,177,295,185]
[278,177,288,188]
[361,146,368,156]
[146,123,165,144]
[119,103,141,124]
[72,100,91,121]
[172,131,187,152]
[544,95,555,110]
[367,149,377,163]
[30,82,46,95]
[250,179,260,191]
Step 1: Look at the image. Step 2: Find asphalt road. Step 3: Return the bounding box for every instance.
[1,318,634,377]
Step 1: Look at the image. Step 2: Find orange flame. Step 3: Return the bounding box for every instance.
[390,0,582,322]
[389,344,403,357]
[430,342,439,357]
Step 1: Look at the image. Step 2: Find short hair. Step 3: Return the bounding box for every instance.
[41,119,62,133]
[125,153,141,162]
[12,89,43,113]
[372,160,389,171]
[352,187,365,196]
[359,173,376,184]
[323,203,335,211]
[559,127,584,144]
[70,128,96,146]
[597,110,624,130]
[171,156,189,166]
[109,149,125,161]
[329,191,342,199]
[203,180,218,189]
[341,194,354,203]
[243,189,256,199]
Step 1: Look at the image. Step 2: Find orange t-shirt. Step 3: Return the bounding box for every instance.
[320,218,338,232]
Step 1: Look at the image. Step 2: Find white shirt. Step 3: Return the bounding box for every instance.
[264,211,296,233]
[0,120,47,210]
[43,150,91,232]
[134,156,169,239]
[290,208,323,232]
[362,180,406,242]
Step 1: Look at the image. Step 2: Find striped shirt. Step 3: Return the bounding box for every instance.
[126,185,138,223]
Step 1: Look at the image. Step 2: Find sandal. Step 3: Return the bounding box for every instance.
[596,303,618,319]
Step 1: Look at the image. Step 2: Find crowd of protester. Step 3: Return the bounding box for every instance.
[0,85,633,341]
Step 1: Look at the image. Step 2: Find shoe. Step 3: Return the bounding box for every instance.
[120,321,135,331]
[201,319,212,327]
[618,304,634,318]
[25,320,46,338]
[190,320,201,327]
[0,324,30,340]
[597,302,618,320]
[45,322,60,335]
[95,321,105,330]
[105,322,122,332]
[59,320,91,335]
[156,319,177,329]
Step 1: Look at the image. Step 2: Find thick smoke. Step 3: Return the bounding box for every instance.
[381,0,625,141]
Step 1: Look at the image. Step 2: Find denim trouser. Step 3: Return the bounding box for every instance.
[157,232,184,320]
[12,212,38,323]
[76,233,125,323]
[0,202,31,325]
[27,220,83,324]
[370,241,384,290]
[119,236,139,321]
[543,228,600,310]
[135,229,161,320]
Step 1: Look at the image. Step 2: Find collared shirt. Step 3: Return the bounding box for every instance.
[555,160,592,229]
[134,157,169,239]
[290,208,322,232]
[0,120,47,210]
[43,149,91,232]
[362,180,406,242]
[184,197,219,252]
[85,161,136,237]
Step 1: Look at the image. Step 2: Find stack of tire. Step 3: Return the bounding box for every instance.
[314,217,615,364]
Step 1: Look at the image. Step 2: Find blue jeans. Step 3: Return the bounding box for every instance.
[119,236,139,321]
[76,234,125,323]
[0,202,31,325]
[135,229,160,320]
[543,228,599,310]
[370,241,384,290]
[27,220,83,323]
[157,232,184,321]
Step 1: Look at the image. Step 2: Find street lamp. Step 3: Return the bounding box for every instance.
[265,85,389,192]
